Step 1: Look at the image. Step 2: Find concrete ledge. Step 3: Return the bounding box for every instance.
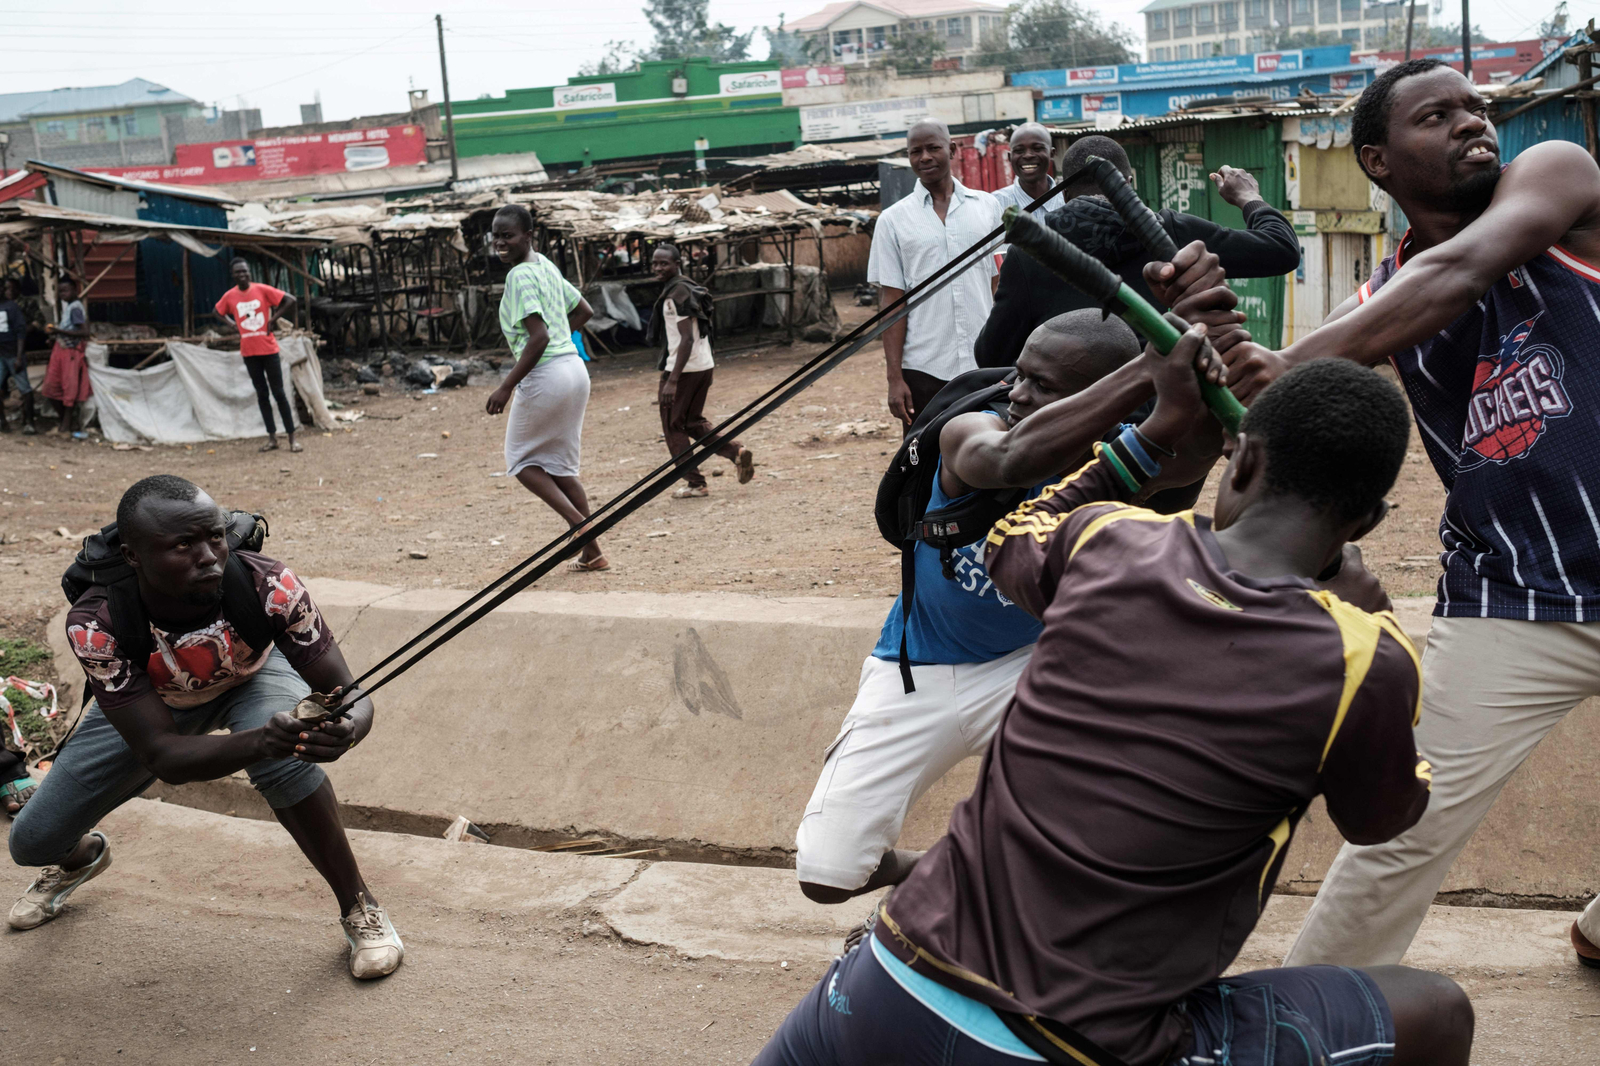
[47,587,1600,901]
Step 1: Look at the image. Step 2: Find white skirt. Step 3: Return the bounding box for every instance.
[503,354,591,478]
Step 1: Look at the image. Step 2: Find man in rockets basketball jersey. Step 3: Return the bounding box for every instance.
[1159,58,1600,970]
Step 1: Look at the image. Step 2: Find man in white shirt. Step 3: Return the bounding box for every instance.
[869,119,1001,428]
[989,122,1065,217]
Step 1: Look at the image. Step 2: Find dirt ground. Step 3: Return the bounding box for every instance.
[0,297,1446,670]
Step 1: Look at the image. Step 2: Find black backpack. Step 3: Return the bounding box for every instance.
[873,368,1031,693]
[62,511,275,671]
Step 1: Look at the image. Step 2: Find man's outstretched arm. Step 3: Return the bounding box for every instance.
[940,359,1152,493]
[1216,142,1600,399]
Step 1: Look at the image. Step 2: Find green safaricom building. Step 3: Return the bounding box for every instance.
[450,59,804,173]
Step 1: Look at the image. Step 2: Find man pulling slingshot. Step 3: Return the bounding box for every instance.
[7,475,403,980]
[756,316,1472,1063]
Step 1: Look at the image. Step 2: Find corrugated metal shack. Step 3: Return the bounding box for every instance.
[256,185,873,356]
[1048,108,1303,349]
[519,187,872,350]
[0,164,330,369]
[1495,26,1598,160]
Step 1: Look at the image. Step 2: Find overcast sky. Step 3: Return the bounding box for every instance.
[5,0,1590,129]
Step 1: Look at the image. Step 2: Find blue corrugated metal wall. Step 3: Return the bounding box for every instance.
[136,190,231,327]
[1498,32,1588,161]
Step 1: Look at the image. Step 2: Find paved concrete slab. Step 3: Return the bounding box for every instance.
[47,587,1600,901]
[598,861,886,964]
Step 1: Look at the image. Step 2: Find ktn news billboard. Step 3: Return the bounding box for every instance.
[94,124,428,186]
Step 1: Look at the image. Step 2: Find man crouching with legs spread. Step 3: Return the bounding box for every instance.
[8,475,403,980]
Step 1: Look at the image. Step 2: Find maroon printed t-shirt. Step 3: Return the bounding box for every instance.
[215,283,286,356]
[66,551,333,711]
[874,455,1432,1066]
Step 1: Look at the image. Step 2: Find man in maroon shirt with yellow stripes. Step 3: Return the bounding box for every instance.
[754,330,1470,1066]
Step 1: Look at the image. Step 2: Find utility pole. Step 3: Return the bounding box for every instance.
[1403,0,1417,58]
[1461,0,1473,80]
[435,14,460,182]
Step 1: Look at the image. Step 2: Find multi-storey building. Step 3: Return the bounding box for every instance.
[786,0,1008,66]
[0,78,260,172]
[1141,0,1428,60]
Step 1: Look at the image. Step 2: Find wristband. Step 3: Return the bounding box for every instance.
[1094,441,1143,493]
[1116,425,1164,477]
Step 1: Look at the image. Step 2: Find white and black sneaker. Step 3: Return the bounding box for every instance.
[341,891,405,980]
[8,831,113,930]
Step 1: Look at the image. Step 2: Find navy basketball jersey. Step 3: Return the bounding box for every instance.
[1360,233,1600,621]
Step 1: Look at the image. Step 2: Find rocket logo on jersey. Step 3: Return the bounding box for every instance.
[1460,312,1573,469]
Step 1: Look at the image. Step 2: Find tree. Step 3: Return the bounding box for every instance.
[579,41,640,76]
[894,29,950,71]
[1364,20,1494,51]
[1264,28,1345,50]
[578,0,755,74]
[1540,2,1569,39]
[641,0,754,61]
[764,15,824,65]
[975,0,1138,71]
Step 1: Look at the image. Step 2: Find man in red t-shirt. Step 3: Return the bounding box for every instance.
[215,259,301,453]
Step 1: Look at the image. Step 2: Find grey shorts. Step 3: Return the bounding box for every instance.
[8,649,326,868]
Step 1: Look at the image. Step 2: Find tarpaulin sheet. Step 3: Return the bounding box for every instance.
[85,334,333,444]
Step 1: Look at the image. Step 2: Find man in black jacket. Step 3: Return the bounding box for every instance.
[974,135,1300,368]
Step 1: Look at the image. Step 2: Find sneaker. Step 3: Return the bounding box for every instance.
[342,891,405,979]
[8,831,113,930]
[672,485,710,499]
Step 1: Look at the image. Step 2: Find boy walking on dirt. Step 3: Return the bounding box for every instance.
[648,244,754,498]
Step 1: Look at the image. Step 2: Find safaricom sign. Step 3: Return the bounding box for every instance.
[719,71,782,95]
[554,83,619,109]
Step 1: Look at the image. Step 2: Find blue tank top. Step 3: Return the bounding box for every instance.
[1361,233,1600,621]
[873,457,1045,664]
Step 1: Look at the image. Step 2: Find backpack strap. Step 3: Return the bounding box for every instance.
[221,554,276,655]
[898,544,916,694]
[104,577,153,668]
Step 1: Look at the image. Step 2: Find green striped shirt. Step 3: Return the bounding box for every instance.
[499,253,582,364]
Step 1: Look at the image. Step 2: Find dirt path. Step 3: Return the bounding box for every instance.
[0,300,1446,672]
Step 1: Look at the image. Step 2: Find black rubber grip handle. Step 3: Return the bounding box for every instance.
[1084,156,1179,262]
[1002,207,1122,306]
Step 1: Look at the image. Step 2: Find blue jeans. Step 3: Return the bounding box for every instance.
[754,937,1395,1066]
[9,649,326,868]
[0,353,30,397]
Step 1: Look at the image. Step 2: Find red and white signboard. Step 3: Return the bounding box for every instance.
[782,65,846,88]
[92,124,428,186]
[1254,50,1302,73]
[1066,66,1119,86]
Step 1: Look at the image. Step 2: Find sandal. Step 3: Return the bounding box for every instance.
[736,447,755,485]
[289,440,304,453]
[672,485,710,499]
[260,440,280,452]
[567,556,611,573]
[1,777,39,818]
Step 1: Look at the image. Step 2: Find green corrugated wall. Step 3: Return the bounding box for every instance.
[450,58,802,168]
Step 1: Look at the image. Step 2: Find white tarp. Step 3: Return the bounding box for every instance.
[85,334,334,445]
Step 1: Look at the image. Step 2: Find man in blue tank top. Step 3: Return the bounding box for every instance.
[795,310,1221,905]
[1156,59,1600,971]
